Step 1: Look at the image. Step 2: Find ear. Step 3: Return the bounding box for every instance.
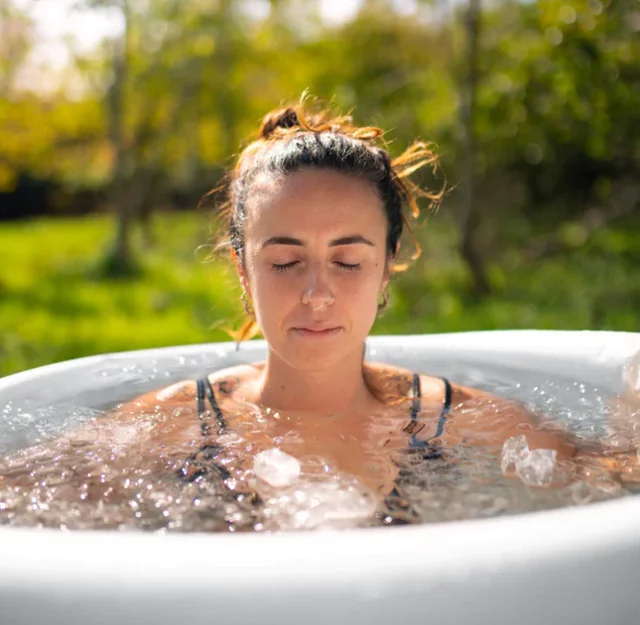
[230,248,248,290]
[381,255,392,291]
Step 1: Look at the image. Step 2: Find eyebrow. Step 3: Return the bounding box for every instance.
[261,235,376,249]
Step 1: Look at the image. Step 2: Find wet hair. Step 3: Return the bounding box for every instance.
[202,93,444,343]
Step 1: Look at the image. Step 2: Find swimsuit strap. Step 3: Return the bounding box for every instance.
[410,372,422,421]
[409,374,452,448]
[176,379,230,484]
[387,375,453,506]
[197,372,451,441]
[195,378,206,420]
[196,376,228,437]
[435,376,452,437]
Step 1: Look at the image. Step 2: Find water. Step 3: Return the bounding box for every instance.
[1,355,638,532]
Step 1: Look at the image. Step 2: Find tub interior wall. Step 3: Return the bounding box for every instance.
[1,331,639,453]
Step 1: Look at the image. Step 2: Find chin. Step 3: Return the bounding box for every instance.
[288,345,348,370]
[265,333,355,371]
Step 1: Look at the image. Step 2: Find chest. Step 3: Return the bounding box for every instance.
[220,400,454,494]
[148,397,457,496]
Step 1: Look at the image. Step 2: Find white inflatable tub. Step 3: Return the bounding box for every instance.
[1,330,640,625]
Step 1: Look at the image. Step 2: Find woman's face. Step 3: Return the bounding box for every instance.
[239,167,390,370]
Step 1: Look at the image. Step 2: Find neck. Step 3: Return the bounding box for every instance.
[256,345,371,415]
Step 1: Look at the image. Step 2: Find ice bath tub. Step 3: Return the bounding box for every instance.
[1,330,640,625]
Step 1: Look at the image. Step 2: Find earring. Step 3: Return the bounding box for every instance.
[378,289,390,312]
[241,289,254,318]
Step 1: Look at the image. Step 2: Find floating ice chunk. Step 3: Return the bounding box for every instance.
[500,435,557,486]
[623,350,640,398]
[500,435,529,474]
[264,478,378,531]
[253,448,301,487]
[515,448,557,487]
[568,480,593,505]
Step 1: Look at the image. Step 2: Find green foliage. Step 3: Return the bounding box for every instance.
[0,213,240,376]
[477,0,640,215]
[1,0,638,377]
[2,0,637,213]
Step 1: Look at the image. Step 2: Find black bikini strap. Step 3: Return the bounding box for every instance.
[205,377,228,432]
[442,377,452,415]
[196,378,206,420]
[410,372,421,420]
[196,377,228,436]
[409,374,451,445]
[432,377,452,439]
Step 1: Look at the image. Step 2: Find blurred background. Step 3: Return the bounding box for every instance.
[0,0,638,378]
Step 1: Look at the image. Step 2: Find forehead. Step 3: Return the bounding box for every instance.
[245,168,386,240]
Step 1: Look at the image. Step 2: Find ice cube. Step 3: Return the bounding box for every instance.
[623,350,640,398]
[515,448,557,487]
[253,448,301,487]
[500,435,530,474]
[568,480,593,505]
[264,478,378,531]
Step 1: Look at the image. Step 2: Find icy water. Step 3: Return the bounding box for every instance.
[1,353,639,533]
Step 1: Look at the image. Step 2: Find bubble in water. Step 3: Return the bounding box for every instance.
[263,477,378,531]
[568,480,593,505]
[2,360,638,532]
[600,432,631,452]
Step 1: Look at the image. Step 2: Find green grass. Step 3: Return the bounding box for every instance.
[0,211,638,378]
[0,212,239,377]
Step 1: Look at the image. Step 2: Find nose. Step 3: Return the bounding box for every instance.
[301,265,334,311]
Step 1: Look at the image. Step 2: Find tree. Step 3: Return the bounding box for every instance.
[103,0,134,274]
[458,0,491,296]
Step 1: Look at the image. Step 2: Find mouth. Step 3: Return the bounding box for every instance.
[291,326,343,337]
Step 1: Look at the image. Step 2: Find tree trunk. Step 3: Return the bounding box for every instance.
[104,0,136,275]
[458,0,491,297]
[217,0,237,162]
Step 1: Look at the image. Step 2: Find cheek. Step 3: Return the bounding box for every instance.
[336,272,384,320]
[248,266,299,319]
[340,277,375,302]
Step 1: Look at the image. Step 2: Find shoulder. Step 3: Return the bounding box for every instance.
[107,380,197,418]
[365,361,515,407]
[372,364,576,457]
[205,362,265,398]
[363,361,449,404]
[116,362,265,413]
[437,379,577,458]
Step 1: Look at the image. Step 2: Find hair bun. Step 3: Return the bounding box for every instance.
[259,107,300,139]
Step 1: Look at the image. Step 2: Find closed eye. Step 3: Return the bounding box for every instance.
[335,262,360,271]
[271,261,361,272]
[272,261,299,272]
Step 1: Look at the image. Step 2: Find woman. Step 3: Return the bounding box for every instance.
[2,96,639,527]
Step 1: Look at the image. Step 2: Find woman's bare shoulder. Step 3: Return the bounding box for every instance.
[115,362,265,413]
[364,361,448,402]
[367,363,578,456]
[367,361,497,405]
[431,376,578,456]
[204,362,265,398]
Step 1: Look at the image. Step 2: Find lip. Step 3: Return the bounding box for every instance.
[291,326,342,337]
